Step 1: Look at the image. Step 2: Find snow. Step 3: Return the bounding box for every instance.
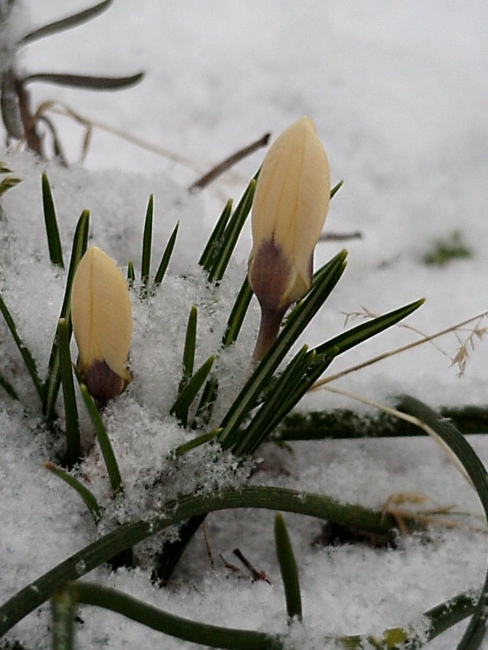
[1,1,488,648]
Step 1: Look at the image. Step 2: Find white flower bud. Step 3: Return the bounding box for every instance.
[71,246,132,403]
[248,117,331,361]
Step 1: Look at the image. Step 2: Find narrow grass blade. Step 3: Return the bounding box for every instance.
[236,301,424,455]
[43,210,90,420]
[218,250,347,449]
[177,305,197,400]
[315,298,425,358]
[274,513,302,623]
[20,0,113,46]
[42,173,64,268]
[233,346,312,456]
[73,581,478,650]
[170,428,221,458]
[277,406,488,442]
[140,194,153,295]
[77,382,123,495]
[265,352,337,434]
[171,355,215,427]
[191,376,219,429]
[153,516,206,586]
[0,174,22,196]
[199,199,233,270]
[0,372,19,400]
[330,179,344,199]
[397,396,488,650]
[208,179,256,284]
[154,221,179,286]
[127,260,135,285]
[222,275,253,348]
[75,581,278,650]
[418,593,478,648]
[58,211,90,319]
[242,353,336,458]
[23,72,144,90]
[1,70,24,139]
[51,583,76,650]
[0,292,44,403]
[344,592,477,649]
[44,462,101,524]
[57,318,81,468]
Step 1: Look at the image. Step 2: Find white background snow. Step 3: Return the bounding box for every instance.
[1,1,488,648]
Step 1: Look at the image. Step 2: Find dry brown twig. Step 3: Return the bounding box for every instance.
[220,549,271,584]
[25,100,270,194]
[188,132,270,192]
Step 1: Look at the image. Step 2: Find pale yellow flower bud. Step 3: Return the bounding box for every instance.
[248,116,331,361]
[71,246,132,403]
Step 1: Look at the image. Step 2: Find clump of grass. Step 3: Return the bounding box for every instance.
[423,230,472,266]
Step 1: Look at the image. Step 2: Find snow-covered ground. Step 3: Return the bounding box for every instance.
[1,2,488,648]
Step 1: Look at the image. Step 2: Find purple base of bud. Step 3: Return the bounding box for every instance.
[82,360,128,406]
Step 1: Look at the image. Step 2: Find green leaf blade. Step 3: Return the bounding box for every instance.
[274,513,302,623]
[78,382,123,495]
[20,0,114,46]
[208,179,255,284]
[154,221,179,287]
[181,305,198,383]
[51,583,77,650]
[0,291,44,403]
[44,462,101,524]
[397,396,488,650]
[42,173,64,268]
[140,194,153,295]
[43,210,90,421]
[23,72,144,91]
[171,355,215,427]
[315,298,425,358]
[57,318,81,468]
[75,581,280,650]
[0,372,19,400]
[222,275,253,348]
[199,199,233,271]
[232,346,312,456]
[127,260,135,285]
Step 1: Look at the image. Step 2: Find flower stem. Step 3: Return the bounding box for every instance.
[252,306,287,364]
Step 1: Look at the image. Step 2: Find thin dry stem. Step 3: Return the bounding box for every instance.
[316,384,473,487]
[312,311,488,390]
[32,100,201,169]
[341,306,452,361]
[341,307,488,377]
[188,132,270,192]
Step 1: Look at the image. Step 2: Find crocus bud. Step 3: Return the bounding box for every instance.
[71,246,132,404]
[248,116,331,361]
